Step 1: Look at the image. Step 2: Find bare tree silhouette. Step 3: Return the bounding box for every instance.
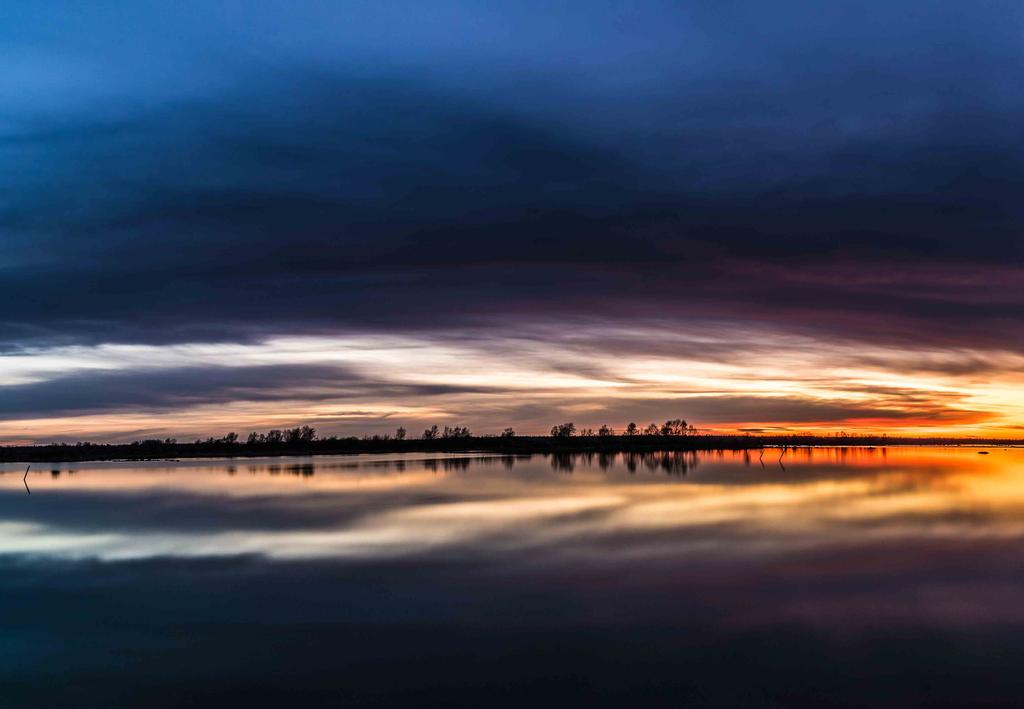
[550,422,576,438]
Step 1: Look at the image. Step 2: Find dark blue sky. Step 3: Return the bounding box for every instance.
[4,1,1024,440]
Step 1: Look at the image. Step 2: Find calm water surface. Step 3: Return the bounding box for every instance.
[2,447,1023,707]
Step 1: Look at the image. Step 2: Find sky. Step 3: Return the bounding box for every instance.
[3,1,1024,442]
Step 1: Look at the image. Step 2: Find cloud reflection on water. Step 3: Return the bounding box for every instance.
[0,448,1021,571]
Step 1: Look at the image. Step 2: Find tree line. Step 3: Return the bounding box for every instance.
[201,419,698,444]
[6,428,1022,464]
[549,419,696,438]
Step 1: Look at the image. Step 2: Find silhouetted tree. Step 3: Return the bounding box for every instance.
[284,426,317,444]
[500,427,516,438]
[625,422,638,436]
[395,427,407,441]
[422,425,440,440]
[246,432,264,445]
[265,429,284,445]
[644,423,660,436]
[442,425,471,438]
[579,427,595,436]
[222,432,239,445]
[598,425,614,436]
[550,422,576,438]
[660,419,689,436]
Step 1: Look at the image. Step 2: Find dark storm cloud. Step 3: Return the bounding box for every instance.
[0,364,487,420]
[3,2,1024,346]
[489,392,987,433]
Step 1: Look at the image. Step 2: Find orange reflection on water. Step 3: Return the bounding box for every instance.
[1,447,1022,568]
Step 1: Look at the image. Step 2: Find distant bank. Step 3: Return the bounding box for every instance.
[1,435,1021,465]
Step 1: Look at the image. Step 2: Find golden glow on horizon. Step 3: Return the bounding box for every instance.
[2,328,1024,442]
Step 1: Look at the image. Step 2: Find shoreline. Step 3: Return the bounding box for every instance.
[2,435,1021,465]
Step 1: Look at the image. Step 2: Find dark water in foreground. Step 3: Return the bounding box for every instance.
[2,447,1023,707]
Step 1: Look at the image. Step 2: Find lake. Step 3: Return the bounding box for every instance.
[1,447,1022,707]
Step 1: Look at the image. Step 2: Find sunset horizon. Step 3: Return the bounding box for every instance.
[4,326,1024,444]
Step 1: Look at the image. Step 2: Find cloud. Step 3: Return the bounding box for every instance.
[4,1,1024,434]
[2,2,1024,349]
[0,363,497,420]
